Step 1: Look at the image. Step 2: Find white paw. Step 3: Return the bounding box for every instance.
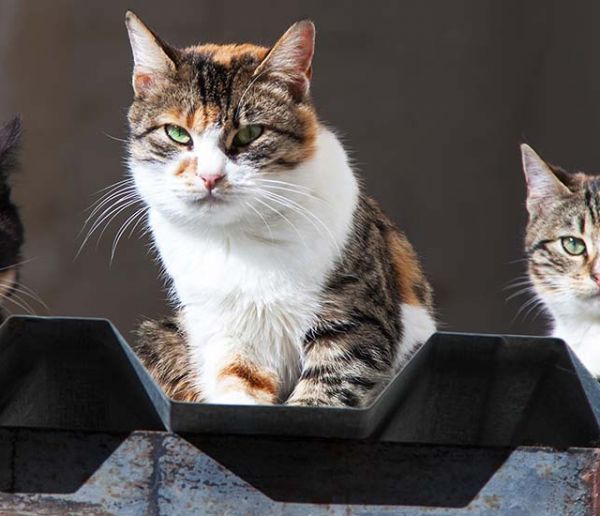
[206,391,260,406]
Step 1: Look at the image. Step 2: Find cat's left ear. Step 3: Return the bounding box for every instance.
[125,11,177,97]
[521,144,570,215]
[254,20,315,101]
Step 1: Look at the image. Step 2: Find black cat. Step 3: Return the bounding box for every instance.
[0,117,25,317]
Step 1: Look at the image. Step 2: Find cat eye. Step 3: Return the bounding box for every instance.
[561,236,587,256]
[165,124,192,145]
[232,125,264,147]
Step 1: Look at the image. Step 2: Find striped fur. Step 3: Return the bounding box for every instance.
[126,13,436,406]
[521,145,600,376]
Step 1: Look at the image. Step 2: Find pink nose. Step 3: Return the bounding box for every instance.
[593,273,600,286]
[199,173,224,192]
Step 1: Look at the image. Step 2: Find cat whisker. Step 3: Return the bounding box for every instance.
[258,183,327,204]
[508,258,530,265]
[84,191,141,236]
[128,207,150,239]
[83,184,138,223]
[96,198,143,249]
[261,190,341,255]
[254,178,313,192]
[245,202,275,242]
[262,191,326,245]
[0,257,36,272]
[0,281,49,312]
[86,179,136,209]
[2,290,36,315]
[79,185,138,238]
[505,286,535,302]
[76,195,142,259]
[253,197,308,249]
[92,178,135,197]
[102,131,129,144]
[110,206,149,263]
[522,298,546,323]
[512,294,545,324]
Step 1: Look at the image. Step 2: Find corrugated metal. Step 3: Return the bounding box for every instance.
[0,316,599,514]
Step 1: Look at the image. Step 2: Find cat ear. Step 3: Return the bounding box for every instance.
[125,11,177,97]
[0,117,21,174]
[254,20,315,101]
[521,144,570,215]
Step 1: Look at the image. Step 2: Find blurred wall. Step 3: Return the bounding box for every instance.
[1,0,599,337]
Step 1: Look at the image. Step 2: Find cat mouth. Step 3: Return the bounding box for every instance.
[177,191,227,205]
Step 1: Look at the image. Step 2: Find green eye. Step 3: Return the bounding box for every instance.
[233,125,263,147]
[165,124,192,145]
[561,236,587,256]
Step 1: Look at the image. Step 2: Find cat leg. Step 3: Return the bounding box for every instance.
[286,327,393,408]
[194,336,280,405]
[134,318,203,402]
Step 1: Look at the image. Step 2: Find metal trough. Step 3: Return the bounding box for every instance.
[0,316,598,514]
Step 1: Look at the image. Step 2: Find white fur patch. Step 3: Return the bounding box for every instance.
[396,303,436,369]
[553,318,600,377]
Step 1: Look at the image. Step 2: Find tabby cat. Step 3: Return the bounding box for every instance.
[0,117,24,316]
[521,144,600,376]
[126,12,436,406]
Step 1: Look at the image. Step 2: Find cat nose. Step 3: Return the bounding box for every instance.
[592,273,600,286]
[199,173,224,192]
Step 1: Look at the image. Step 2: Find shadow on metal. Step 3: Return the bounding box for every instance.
[0,428,126,494]
[187,434,511,507]
[377,332,600,448]
[0,317,164,433]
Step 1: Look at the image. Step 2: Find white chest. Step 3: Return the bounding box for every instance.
[149,211,335,391]
[553,319,600,377]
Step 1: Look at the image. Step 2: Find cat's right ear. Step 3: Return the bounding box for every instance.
[125,11,177,97]
[254,20,316,101]
[521,144,570,215]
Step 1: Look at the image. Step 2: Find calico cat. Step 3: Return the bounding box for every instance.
[0,117,25,314]
[126,12,436,406]
[521,144,600,376]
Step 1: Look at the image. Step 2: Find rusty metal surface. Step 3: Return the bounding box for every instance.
[0,429,597,515]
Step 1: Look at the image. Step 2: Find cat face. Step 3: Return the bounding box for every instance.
[125,12,318,227]
[0,117,24,302]
[522,144,600,315]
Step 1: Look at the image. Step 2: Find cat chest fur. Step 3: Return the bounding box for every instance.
[149,209,345,399]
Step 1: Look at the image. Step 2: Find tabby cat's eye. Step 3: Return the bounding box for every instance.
[165,124,192,145]
[561,236,587,256]
[233,125,264,147]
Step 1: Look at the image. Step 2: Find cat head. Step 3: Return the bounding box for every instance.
[125,12,319,228]
[521,144,600,316]
[0,117,24,300]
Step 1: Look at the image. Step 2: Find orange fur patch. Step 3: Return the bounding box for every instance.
[386,231,427,306]
[189,44,269,66]
[175,157,198,177]
[219,360,278,403]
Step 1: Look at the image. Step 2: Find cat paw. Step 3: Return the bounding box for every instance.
[207,391,262,406]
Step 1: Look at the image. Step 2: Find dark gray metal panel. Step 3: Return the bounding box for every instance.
[0,316,165,433]
[2,316,600,449]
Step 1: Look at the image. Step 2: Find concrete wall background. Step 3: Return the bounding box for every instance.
[1,0,599,337]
